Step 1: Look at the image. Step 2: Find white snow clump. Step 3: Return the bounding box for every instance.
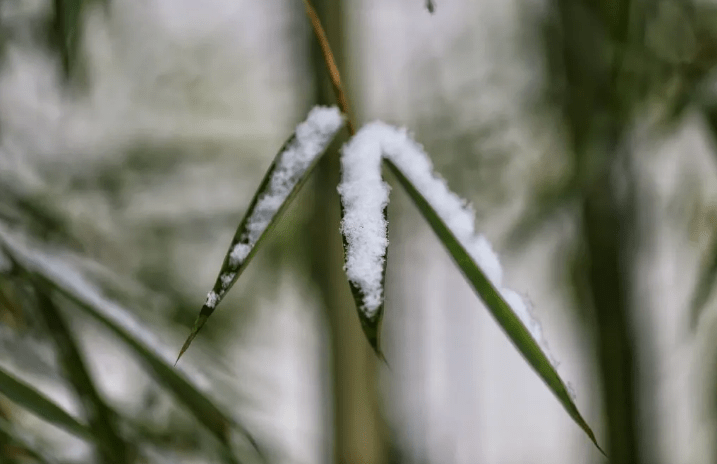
[339,121,551,357]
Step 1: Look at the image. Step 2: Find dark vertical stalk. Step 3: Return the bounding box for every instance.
[552,0,646,461]
[581,152,642,464]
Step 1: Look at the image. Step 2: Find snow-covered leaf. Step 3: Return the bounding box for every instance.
[338,128,390,358]
[338,121,603,453]
[177,106,345,362]
[0,364,91,440]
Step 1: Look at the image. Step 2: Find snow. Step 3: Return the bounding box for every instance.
[205,106,344,308]
[339,121,550,355]
[204,291,219,308]
[337,127,391,317]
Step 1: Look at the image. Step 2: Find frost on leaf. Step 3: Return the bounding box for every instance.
[177,106,345,362]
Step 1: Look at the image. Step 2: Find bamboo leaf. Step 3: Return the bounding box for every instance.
[0,365,91,440]
[340,204,388,360]
[51,0,107,80]
[33,286,129,463]
[177,106,345,362]
[0,230,261,460]
[0,417,60,464]
[336,128,390,359]
[693,105,717,328]
[385,158,605,455]
[690,214,717,330]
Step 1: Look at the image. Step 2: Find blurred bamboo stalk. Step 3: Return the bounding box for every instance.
[553,0,646,462]
[304,1,388,462]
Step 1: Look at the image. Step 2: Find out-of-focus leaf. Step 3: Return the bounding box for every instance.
[504,177,580,251]
[0,183,80,250]
[690,214,717,330]
[385,159,605,455]
[51,0,107,80]
[52,0,83,79]
[33,286,129,463]
[0,230,262,461]
[178,107,344,362]
[0,417,60,464]
[0,365,90,440]
[692,106,717,328]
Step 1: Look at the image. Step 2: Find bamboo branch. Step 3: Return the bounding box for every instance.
[303,0,356,135]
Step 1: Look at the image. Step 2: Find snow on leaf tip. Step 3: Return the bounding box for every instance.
[176,106,345,362]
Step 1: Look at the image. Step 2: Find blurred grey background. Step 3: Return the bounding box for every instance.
[1,0,717,463]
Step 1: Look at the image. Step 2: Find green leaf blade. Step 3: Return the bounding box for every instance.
[0,230,257,458]
[690,229,717,329]
[33,286,129,463]
[0,365,91,440]
[0,417,60,464]
[385,158,604,454]
[337,127,391,360]
[178,106,345,361]
[341,206,388,360]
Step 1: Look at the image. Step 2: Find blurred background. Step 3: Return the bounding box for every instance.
[1,0,717,462]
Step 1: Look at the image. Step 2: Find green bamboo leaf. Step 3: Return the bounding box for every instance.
[0,365,90,440]
[693,105,717,329]
[385,158,604,454]
[177,106,345,362]
[33,286,129,463]
[51,0,108,80]
[690,220,717,330]
[0,230,260,460]
[0,417,60,464]
[337,129,390,359]
[337,120,600,450]
[340,204,388,360]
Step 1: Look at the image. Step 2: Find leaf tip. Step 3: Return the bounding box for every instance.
[175,313,209,365]
[580,420,606,457]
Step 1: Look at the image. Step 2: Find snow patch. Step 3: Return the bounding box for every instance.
[204,291,219,308]
[339,122,552,359]
[205,105,343,308]
[337,127,390,317]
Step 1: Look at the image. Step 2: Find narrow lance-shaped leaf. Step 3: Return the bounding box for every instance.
[0,230,260,460]
[51,0,108,80]
[690,227,717,329]
[177,106,345,362]
[0,417,60,464]
[338,122,604,454]
[338,131,390,358]
[0,364,91,440]
[33,286,129,463]
[691,105,717,329]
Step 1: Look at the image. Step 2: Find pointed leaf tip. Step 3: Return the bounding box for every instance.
[388,159,603,451]
[175,313,209,364]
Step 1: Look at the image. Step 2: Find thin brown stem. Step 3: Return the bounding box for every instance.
[303,0,356,135]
